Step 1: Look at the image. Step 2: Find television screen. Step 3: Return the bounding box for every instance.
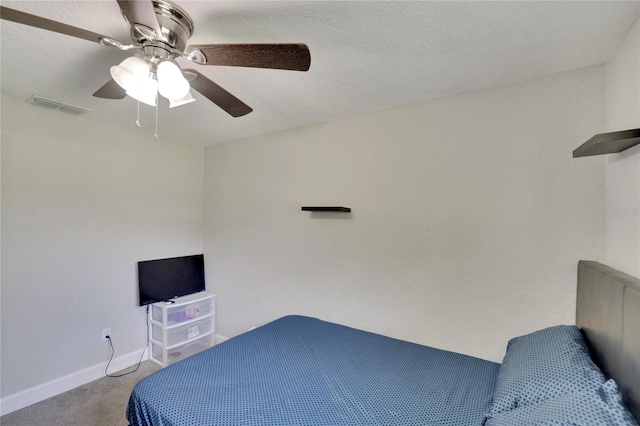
[138,254,205,306]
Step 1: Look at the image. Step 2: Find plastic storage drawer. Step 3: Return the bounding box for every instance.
[152,333,215,365]
[152,296,215,325]
[152,316,214,347]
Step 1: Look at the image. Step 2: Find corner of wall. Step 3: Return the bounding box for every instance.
[604,18,640,277]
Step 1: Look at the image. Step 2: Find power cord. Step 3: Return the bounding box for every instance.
[105,305,150,378]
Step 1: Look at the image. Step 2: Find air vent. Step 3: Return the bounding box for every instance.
[27,95,91,115]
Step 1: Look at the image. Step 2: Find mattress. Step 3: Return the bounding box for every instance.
[127,315,499,426]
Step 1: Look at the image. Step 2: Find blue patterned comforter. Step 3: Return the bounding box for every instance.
[127,315,499,425]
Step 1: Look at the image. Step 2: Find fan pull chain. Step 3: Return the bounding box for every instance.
[154,94,159,141]
[135,98,141,128]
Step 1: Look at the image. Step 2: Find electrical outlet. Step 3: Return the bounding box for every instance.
[102,328,111,342]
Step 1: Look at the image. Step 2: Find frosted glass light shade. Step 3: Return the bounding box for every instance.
[110,56,151,93]
[126,77,158,107]
[157,60,190,100]
[169,91,196,108]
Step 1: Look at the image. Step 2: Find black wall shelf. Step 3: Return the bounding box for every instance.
[301,207,351,213]
[573,128,640,158]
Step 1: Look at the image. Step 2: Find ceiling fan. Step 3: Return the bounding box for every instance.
[0,0,311,118]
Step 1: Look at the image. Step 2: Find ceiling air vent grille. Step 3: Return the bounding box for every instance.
[27,95,91,115]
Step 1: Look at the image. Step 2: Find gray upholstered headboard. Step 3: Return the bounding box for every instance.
[577,260,640,422]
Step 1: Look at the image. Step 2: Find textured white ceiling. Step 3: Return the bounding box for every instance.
[1,1,638,145]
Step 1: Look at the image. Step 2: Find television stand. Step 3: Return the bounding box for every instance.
[148,292,216,367]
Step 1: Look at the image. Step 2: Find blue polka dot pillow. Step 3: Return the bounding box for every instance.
[486,379,639,425]
[489,325,606,416]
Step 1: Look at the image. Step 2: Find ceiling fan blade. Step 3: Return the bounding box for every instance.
[93,79,127,99]
[184,69,253,118]
[186,44,311,71]
[116,0,162,40]
[0,6,121,45]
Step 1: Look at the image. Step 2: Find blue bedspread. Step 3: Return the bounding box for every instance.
[127,315,499,425]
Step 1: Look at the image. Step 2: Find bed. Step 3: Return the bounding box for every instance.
[127,260,640,425]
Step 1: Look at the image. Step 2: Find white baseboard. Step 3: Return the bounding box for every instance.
[0,349,148,416]
[215,333,229,343]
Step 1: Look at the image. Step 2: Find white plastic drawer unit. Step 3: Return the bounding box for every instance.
[152,334,216,366]
[151,294,215,326]
[152,316,214,347]
[148,292,216,367]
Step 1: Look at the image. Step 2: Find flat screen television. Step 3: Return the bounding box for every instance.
[138,254,205,306]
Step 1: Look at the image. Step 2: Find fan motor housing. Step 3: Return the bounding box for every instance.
[131,0,194,52]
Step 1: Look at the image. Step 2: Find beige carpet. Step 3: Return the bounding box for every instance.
[1,361,161,426]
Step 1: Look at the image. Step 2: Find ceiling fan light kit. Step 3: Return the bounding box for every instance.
[0,0,311,138]
[111,54,191,109]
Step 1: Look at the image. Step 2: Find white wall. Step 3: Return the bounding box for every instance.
[605,19,640,277]
[204,66,605,363]
[0,94,204,408]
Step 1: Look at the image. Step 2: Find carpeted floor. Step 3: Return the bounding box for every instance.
[1,361,161,426]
